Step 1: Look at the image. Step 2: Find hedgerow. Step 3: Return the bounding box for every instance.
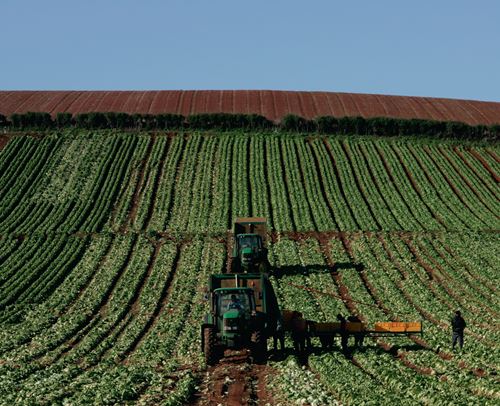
[1,111,498,140]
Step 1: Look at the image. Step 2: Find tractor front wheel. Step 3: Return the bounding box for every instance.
[203,327,217,366]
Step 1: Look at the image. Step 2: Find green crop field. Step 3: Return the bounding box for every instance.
[0,130,498,405]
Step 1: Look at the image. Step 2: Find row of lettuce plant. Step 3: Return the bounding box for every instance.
[1,132,497,236]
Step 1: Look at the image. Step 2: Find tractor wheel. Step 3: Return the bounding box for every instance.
[203,327,217,366]
[251,330,267,364]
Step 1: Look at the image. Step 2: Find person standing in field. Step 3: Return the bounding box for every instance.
[337,314,349,354]
[451,310,466,350]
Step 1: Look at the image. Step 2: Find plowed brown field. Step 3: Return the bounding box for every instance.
[1,90,500,125]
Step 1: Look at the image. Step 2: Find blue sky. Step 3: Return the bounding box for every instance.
[1,0,499,101]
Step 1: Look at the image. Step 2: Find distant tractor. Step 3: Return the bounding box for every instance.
[201,273,280,365]
[230,217,270,273]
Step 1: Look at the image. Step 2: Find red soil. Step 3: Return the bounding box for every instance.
[1,90,500,125]
[191,350,273,406]
[0,135,9,150]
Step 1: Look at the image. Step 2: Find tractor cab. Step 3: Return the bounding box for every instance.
[202,273,276,365]
[213,287,258,348]
[231,218,270,273]
[236,234,265,269]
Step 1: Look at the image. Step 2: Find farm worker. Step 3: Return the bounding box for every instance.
[227,294,242,311]
[347,315,364,347]
[291,311,307,353]
[451,310,466,350]
[273,316,285,352]
[337,314,349,354]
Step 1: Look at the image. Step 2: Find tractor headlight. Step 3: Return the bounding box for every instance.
[223,318,239,331]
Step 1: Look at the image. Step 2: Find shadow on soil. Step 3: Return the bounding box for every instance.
[272,262,363,279]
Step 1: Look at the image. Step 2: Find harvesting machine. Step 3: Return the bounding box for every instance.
[201,273,281,365]
[230,217,270,273]
[201,217,423,365]
[200,272,423,365]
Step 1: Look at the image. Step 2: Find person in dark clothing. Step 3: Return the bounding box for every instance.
[291,311,307,354]
[337,314,348,353]
[347,315,364,347]
[451,310,466,350]
[273,316,285,352]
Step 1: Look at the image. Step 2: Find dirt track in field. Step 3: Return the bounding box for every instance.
[191,350,273,406]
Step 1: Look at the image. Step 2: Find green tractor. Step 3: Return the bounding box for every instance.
[201,273,280,365]
[230,217,270,273]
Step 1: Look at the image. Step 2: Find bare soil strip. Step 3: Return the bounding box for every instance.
[191,350,273,406]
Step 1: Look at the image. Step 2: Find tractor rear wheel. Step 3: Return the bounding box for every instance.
[251,330,267,364]
[203,327,217,366]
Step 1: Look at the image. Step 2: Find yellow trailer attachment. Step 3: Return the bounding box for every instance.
[374,321,422,333]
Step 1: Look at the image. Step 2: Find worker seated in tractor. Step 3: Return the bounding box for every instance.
[238,234,260,249]
[227,294,243,311]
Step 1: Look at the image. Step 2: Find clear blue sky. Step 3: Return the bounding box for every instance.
[1,0,499,101]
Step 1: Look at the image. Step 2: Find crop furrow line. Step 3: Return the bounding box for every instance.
[277,139,297,231]
[338,140,382,230]
[121,243,182,359]
[415,239,500,321]
[436,146,499,218]
[370,143,430,230]
[452,146,498,197]
[122,135,155,231]
[405,146,469,229]
[143,136,172,231]
[468,148,500,183]
[421,145,490,227]
[388,144,447,228]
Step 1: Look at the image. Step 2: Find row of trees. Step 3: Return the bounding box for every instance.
[1,111,498,140]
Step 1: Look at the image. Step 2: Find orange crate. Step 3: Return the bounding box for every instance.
[374,322,422,333]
